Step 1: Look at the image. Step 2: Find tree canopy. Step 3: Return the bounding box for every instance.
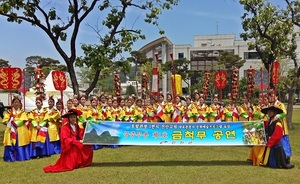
[0,59,10,67]
[0,0,179,96]
[239,0,300,129]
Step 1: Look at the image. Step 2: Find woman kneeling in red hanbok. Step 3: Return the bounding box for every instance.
[43,109,93,173]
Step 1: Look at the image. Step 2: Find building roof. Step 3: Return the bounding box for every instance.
[139,36,173,54]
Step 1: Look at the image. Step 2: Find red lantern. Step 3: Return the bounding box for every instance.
[0,67,22,90]
[52,71,67,91]
[214,71,227,89]
[272,61,280,85]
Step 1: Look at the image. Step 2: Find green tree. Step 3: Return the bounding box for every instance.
[217,51,246,96]
[240,0,299,129]
[0,0,179,95]
[127,51,149,93]
[25,56,67,78]
[76,60,130,95]
[0,59,9,67]
[126,85,136,96]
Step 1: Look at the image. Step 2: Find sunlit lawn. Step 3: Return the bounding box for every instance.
[1,110,300,184]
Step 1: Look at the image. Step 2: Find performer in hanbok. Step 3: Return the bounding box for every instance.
[87,96,103,150]
[156,92,166,122]
[193,90,200,105]
[119,96,126,109]
[223,93,239,122]
[44,96,61,155]
[183,95,198,122]
[2,95,30,162]
[63,98,74,115]
[272,92,292,165]
[87,96,102,121]
[195,94,209,122]
[43,109,93,173]
[135,97,145,122]
[55,99,64,129]
[247,93,267,166]
[77,93,89,128]
[163,92,174,122]
[252,96,262,121]
[72,95,80,108]
[260,106,294,169]
[173,94,185,123]
[27,97,48,158]
[106,95,113,110]
[131,94,136,108]
[56,99,63,115]
[107,97,124,121]
[97,92,107,110]
[208,94,221,122]
[146,95,158,122]
[123,97,135,122]
[238,92,253,121]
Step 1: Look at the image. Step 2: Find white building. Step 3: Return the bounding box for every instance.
[139,34,266,96]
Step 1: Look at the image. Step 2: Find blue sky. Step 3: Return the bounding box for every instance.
[0,0,280,69]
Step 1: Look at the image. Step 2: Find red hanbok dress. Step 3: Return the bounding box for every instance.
[43,122,93,173]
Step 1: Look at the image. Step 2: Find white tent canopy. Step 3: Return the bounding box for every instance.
[26,70,74,110]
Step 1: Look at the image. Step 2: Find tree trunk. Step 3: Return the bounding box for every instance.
[286,88,294,129]
[84,69,101,96]
[286,75,298,130]
[67,61,80,96]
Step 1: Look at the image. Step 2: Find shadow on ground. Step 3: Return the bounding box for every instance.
[90,160,251,167]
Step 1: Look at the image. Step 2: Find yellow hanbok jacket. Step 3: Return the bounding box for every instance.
[208,104,221,122]
[222,104,239,122]
[252,105,263,121]
[163,102,174,123]
[107,107,125,121]
[135,106,145,122]
[87,107,102,120]
[77,104,90,120]
[184,103,198,122]
[238,103,252,121]
[146,103,158,122]
[195,103,209,122]
[44,107,60,142]
[27,107,47,142]
[173,102,185,122]
[2,108,29,146]
[123,106,136,121]
[274,101,289,135]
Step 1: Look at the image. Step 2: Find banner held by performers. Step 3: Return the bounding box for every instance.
[83,121,266,146]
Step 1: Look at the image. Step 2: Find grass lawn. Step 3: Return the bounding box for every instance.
[1,110,299,184]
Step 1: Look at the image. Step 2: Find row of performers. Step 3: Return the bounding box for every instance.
[1,91,286,162]
[67,92,275,123]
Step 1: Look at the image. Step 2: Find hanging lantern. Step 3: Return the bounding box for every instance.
[214,70,227,89]
[272,61,280,85]
[52,71,67,91]
[0,67,23,90]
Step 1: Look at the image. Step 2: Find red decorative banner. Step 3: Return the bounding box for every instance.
[272,61,280,85]
[52,71,67,91]
[214,71,227,89]
[0,67,22,90]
